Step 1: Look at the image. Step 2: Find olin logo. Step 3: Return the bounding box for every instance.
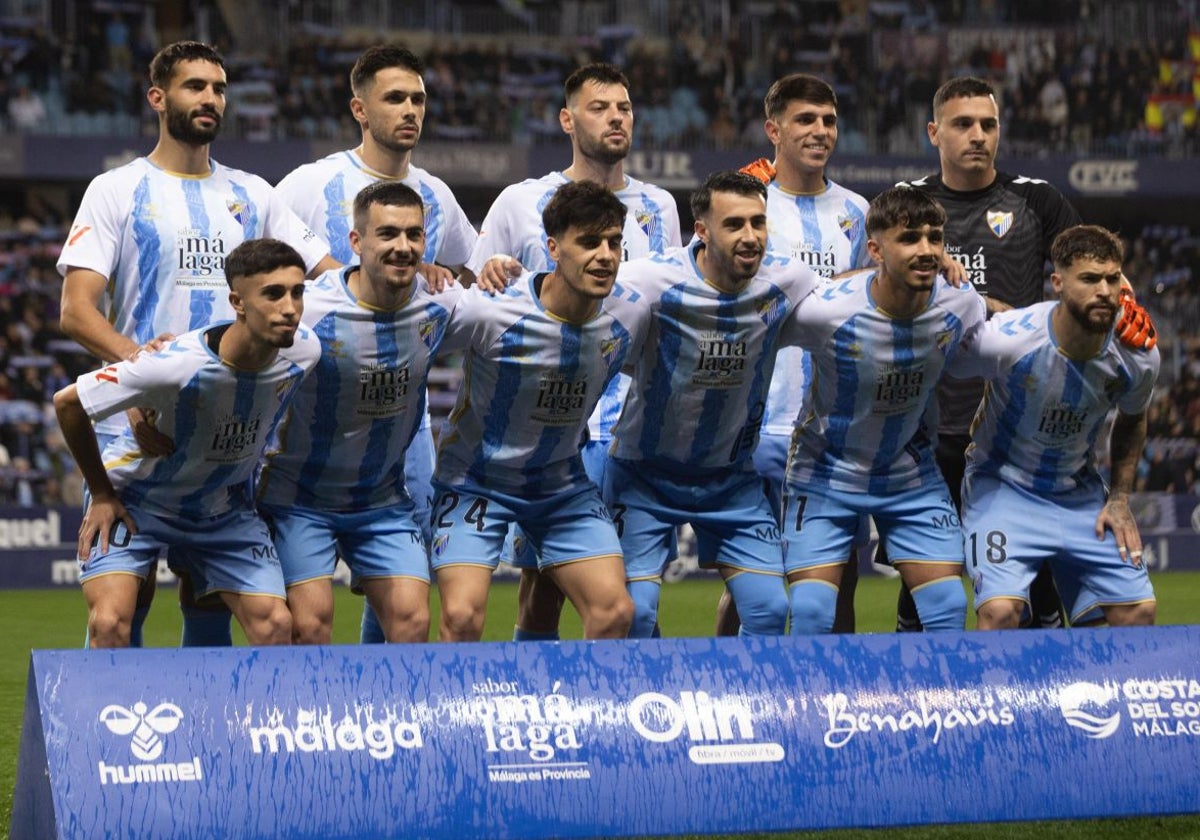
[100,701,184,761]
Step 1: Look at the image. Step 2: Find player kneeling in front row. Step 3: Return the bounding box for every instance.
[431,181,648,641]
[782,188,985,634]
[54,240,320,647]
[956,224,1159,628]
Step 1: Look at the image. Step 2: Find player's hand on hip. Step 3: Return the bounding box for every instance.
[79,494,137,560]
[127,406,175,456]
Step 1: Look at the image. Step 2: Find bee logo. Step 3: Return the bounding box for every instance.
[99,702,184,761]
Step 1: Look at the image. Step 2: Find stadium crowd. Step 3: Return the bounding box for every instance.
[1,1,1196,155]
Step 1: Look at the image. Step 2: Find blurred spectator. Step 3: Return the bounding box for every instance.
[8,85,47,132]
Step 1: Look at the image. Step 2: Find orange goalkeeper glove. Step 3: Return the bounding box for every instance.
[739,157,776,184]
[1115,286,1157,351]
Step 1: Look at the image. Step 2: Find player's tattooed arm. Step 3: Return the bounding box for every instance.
[1097,410,1148,567]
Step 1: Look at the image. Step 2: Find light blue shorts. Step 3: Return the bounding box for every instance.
[754,433,871,547]
[962,472,1155,624]
[429,480,622,572]
[506,438,613,571]
[259,501,428,587]
[603,458,783,581]
[81,504,285,600]
[783,478,962,574]
[405,424,437,545]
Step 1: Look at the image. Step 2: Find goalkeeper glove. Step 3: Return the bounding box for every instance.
[739,158,776,184]
[1115,286,1157,351]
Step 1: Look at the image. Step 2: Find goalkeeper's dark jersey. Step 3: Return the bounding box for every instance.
[898,170,1081,435]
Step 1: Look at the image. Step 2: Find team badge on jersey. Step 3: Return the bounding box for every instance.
[756,295,787,326]
[419,319,438,349]
[599,337,624,368]
[837,214,861,242]
[986,210,1014,238]
[227,199,248,226]
[935,329,955,355]
[636,208,660,242]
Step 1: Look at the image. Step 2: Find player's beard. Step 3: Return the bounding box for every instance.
[578,130,629,166]
[165,103,221,145]
[368,119,420,153]
[1066,296,1117,334]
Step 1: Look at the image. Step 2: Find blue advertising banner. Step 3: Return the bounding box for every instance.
[13,628,1200,839]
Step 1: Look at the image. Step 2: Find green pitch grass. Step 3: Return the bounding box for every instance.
[4,573,1199,838]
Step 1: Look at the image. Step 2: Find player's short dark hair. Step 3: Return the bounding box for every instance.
[867,187,947,236]
[690,170,768,220]
[932,76,995,120]
[149,41,224,89]
[542,181,627,240]
[564,62,629,105]
[350,45,424,96]
[1050,225,1125,270]
[353,181,424,232]
[225,239,306,288]
[763,74,836,120]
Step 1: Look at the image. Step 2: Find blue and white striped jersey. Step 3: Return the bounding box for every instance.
[74,324,319,519]
[435,272,650,496]
[612,243,819,472]
[783,269,986,494]
[57,157,329,437]
[464,170,681,444]
[952,301,1160,493]
[275,150,478,267]
[257,268,461,510]
[761,179,870,436]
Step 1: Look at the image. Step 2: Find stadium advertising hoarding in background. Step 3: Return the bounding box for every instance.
[13,628,1200,838]
[15,135,1200,197]
[3,497,1200,589]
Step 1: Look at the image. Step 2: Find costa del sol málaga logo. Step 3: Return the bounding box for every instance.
[1057,681,1121,739]
[99,701,185,761]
